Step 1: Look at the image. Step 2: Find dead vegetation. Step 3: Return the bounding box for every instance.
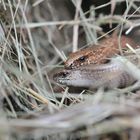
[0,0,140,140]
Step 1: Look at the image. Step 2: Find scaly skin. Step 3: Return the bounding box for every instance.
[65,35,138,69]
[53,34,139,88]
[53,56,137,88]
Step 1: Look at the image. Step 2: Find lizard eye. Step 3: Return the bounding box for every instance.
[78,56,86,62]
[61,72,69,78]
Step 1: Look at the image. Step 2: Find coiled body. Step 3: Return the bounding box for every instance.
[53,34,139,88]
[65,35,137,69]
[53,56,137,88]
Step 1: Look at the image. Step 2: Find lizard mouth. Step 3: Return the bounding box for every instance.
[65,63,84,69]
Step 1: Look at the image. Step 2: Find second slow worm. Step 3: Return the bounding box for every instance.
[53,55,138,88]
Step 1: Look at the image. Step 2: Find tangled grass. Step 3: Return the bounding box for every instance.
[0,0,140,140]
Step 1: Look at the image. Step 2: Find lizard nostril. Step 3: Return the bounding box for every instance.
[69,63,73,68]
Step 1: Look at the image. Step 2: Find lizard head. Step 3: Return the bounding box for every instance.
[65,36,138,69]
[53,69,82,86]
[65,46,102,69]
[65,45,110,69]
[53,68,95,87]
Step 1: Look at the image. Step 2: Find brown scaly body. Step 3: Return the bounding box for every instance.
[53,34,139,88]
[65,35,138,69]
[53,55,139,88]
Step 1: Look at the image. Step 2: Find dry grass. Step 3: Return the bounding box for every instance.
[0,0,140,140]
